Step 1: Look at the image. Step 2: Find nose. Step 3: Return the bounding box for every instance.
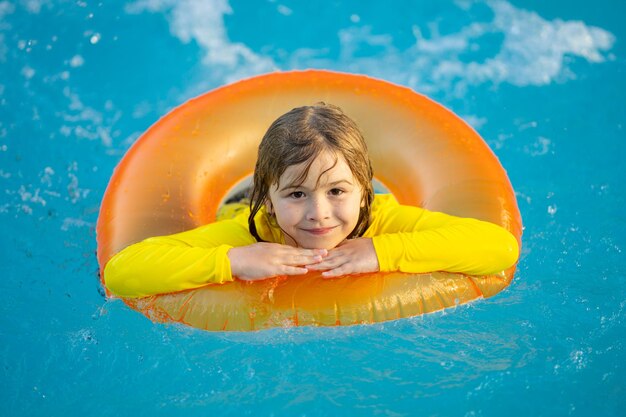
[307,196,331,221]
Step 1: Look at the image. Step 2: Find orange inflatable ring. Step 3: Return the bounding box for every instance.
[97,70,522,331]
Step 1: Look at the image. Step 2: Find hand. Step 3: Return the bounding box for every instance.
[305,238,380,278]
[228,243,327,281]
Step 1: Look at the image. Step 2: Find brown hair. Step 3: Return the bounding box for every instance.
[248,103,374,243]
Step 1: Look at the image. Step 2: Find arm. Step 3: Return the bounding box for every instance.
[370,200,519,275]
[307,195,519,277]
[104,215,327,298]
[103,219,255,298]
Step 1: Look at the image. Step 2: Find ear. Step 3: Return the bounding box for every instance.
[265,198,274,215]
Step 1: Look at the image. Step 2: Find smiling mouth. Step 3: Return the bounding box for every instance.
[302,227,337,235]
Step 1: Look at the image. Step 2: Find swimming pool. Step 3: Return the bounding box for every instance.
[1,0,624,415]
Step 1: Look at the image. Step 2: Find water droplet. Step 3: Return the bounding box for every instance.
[70,55,84,68]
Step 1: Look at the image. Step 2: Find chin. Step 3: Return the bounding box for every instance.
[297,239,342,250]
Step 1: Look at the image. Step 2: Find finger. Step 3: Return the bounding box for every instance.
[284,254,324,266]
[305,256,345,270]
[322,264,351,278]
[311,248,344,262]
[281,248,328,265]
[312,248,329,257]
[284,248,327,256]
[323,249,347,260]
[280,265,309,275]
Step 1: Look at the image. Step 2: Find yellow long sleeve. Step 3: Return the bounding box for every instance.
[103,218,256,297]
[104,194,519,298]
[366,196,519,275]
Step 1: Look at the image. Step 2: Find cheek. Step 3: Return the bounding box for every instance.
[273,201,299,226]
[343,195,363,224]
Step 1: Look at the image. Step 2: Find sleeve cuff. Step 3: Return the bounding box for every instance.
[372,234,402,272]
[214,244,235,284]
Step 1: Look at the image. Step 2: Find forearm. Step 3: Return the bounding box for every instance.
[103,238,234,298]
[372,219,519,275]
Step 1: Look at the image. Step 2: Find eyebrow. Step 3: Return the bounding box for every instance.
[278,179,354,192]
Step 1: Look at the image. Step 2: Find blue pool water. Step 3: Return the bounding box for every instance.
[1,0,625,415]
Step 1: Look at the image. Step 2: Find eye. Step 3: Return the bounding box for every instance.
[289,191,305,199]
[329,188,344,196]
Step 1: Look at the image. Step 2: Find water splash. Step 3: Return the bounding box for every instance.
[125,0,615,96]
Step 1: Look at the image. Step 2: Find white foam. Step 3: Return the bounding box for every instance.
[525,136,552,156]
[479,0,615,86]
[462,115,488,130]
[89,33,101,45]
[67,172,90,204]
[22,0,50,14]
[0,3,14,63]
[69,54,84,68]
[40,166,54,186]
[128,0,275,84]
[332,0,616,92]
[61,217,93,231]
[277,4,292,16]
[126,0,615,96]
[0,1,15,19]
[18,185,46,207]
[0,34,6,62]
[21,65,35,79]
[125,0,177,14]
[57,87,118,147]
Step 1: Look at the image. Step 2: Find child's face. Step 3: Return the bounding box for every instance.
[268,150,363,249]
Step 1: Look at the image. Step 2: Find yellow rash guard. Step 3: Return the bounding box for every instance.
[104,194,519,298]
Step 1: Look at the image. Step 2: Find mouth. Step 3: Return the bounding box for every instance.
[302,226,337,236]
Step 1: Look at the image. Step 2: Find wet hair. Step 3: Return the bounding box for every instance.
[248,103,374,243]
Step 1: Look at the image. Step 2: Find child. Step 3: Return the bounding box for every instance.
[104,103,519,298]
